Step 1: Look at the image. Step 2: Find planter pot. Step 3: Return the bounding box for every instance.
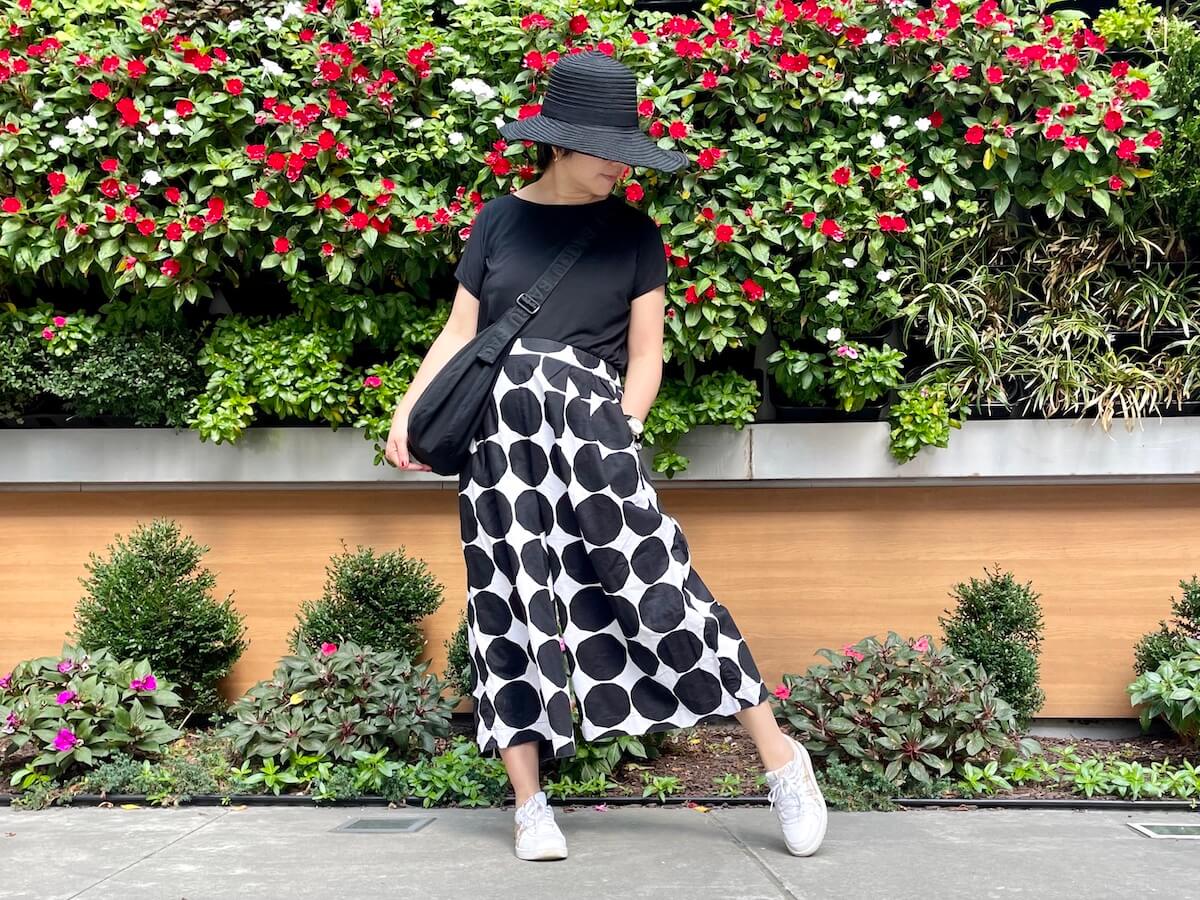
[766,373,890,421]
[845,319,905,350]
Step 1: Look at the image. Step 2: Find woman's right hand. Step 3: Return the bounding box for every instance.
[385,406,432,471]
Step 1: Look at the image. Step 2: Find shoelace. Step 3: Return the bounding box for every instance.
[516,800,555,833]
[766,768,815,825]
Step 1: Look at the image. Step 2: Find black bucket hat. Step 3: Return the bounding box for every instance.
[498,50,689,173]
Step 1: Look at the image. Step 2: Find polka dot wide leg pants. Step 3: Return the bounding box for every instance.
[458,337,770,764]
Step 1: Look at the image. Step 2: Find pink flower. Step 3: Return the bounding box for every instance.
[363,374,382,388]
[56,689,77,705]
[841,643,865,662]
[0,672,11,690]
[557,637,567,652]
[53,315,66,326]
[57,659,75,673]
[42,327,55,340]
[911,636,931,653]
[320,642,338,656]
[772,683,791,700]
[835,344,859,359]
[130,674,158,692]
[52,727,82,752]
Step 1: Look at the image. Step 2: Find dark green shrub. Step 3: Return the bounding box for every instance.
[1133,576,1200,676]
[939,565,1046,725]
[288,542,444,661]
[72,518,248,720]
[0,643,183,788]
[774,632,1031,792]
[218,641,456,765]
[443,610,472,702]
[46,328,205,427]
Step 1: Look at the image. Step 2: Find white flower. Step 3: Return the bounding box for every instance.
[167,122,184,136]
[866,30,882,44]
[264,15,283,31]
[945,216,954,226]
[147,121,162,136]
[136,132,146,145]
[870,132,887,149]
[448,131,465,146]
[261,59,285,77]
[451,77,494,101]
[922,188,935,203]
[228,19,243,32]
[827,327,843,342]
[451,0,468,5]
[884,114,905,129]
[406,117,424,130]
[142,170,161,185]
[842,257,857,268]
[645,42,659,54]
[844,89,865,105]
[914,117,931,132]
[65,116,88,135]
[877,269,894,283]
[866,89,881,104]
[827,288,841,303]
[282,1,305,19]
[83,113,99,130]
[48,135,67,151]
[493,114,506,129]
[163,108,177,120]
[32,99,44,113]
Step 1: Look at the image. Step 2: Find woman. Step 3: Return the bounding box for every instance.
[386,51,826,861]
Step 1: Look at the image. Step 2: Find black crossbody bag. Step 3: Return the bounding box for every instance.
[406,202,618,476]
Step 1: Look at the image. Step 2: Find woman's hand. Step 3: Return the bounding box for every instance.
[385,405,432,472]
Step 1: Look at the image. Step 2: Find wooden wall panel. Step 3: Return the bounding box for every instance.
[2,485,1197,718]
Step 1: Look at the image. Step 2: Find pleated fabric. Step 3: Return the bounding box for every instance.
[458,337,770,763]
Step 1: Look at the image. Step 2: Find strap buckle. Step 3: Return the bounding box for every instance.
[515,292,541,314]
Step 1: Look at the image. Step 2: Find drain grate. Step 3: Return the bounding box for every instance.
[1127,823,1200,840]
[334,816,436,833]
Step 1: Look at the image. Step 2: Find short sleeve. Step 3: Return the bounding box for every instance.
[454,203,491,298]
[630,214,668,300]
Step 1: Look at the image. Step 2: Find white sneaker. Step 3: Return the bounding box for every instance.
[764,734,828,856]
[513,790,568,861]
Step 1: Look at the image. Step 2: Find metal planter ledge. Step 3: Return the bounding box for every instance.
[1,417,1199,490]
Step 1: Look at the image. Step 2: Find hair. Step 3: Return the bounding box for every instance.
[535,142,573,171]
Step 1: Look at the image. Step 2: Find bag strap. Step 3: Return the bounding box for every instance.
[475,201,620,364]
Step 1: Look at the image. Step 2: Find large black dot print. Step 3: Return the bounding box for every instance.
[472,591,512,636]
[631,537,670,584]
[485,637,531,681]
[640,583,686,633]
[457,338,768,764]
[576,633,627,681]
[499,387,544,437]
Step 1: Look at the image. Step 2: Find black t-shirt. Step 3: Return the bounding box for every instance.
[453,193,668,375]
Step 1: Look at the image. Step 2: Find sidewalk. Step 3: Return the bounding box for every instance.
[2,806,1197,899]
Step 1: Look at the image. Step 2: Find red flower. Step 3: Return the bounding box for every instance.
[165,222,183,241]
[1143,130,1162,149]
[638,99,654,117]
[625,182,644,202]
[101,158,119,173]
[714,223,735,242]
[349,211,370,229]
[224,78,243,96]
[929,111,943,128]
[1116,138,1138,160]
[831,166,851,186]
[741,278,763,301]
[90,82,110,100]
[985,65,1003,84]
[175,99,195,118]
[1,197,21,214]
[127,58,147,78]
[1103,109,1123,131]
[136,218,156,236]
[668,120,689,139]
[964,124,985,144]
[569,13,589,33]
[245,144,267,161]
[321,242,335,255]
[115,97,141,126]
[819,218,844,241]
[951,64,970,79]
[702,71,718,89]
[252,190,270,208]
[99,178,120,197]
[205,197,225,223]
[1128,79,1150,100]
[363,375,382,388]
[273,236,290,254]
[697,147,722,170]
[47,172,67,196]
[800,211,817,228]
[266,152,287,170]
[164,186,181,204]
[1045,123,1064,140]
[160,258,180,278]
[1108,175,1125,191]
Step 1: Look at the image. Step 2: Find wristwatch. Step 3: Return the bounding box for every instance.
[624,413,645,445]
